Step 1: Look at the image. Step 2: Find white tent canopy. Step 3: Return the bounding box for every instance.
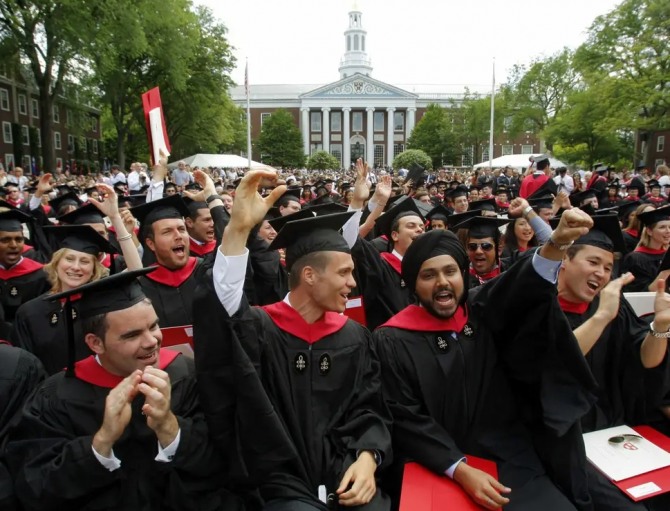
[473,154,568,170]
[166,154,272,170]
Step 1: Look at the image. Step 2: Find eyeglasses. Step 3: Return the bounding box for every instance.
[467,242,495,252]
[608,434,642,444]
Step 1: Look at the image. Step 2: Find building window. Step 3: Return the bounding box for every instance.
[91,116,97,132]
[502,144,514,156]
[31,99,39,118]
[393,144,405,158]
[310,142,322,154]
[54,132,61,150]
[354,34,359,51]
[352,111,363,132]
[80,137,87,153]
[347,36,351,52]
[92,140,98,153]
[521,144,534,154]
[21,125,29,146]
[53,105,60,123]
[2,122,12,143]
[331,111,341,132]
[260,112,271,126]
[481,147,490,162]
[310,112,321,132]
[18,94,27,115]
[330,143,342,166]
[66,109,73,126]
[67,134,74,153]
[658,136,665,152]
[462,146,475,167]
[373,112,384,132]
[0,89,9,111]
[374,144,384,167]
[22,155,31,168]
[394,112,405,132]
[4,154,14,169]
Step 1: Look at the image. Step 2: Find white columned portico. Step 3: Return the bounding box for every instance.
[342,107,351,168]
[321,107,330,153]
[386,107,395,167]
[366,107,375,165]
[406,107,417,141]
[301,107,310,156]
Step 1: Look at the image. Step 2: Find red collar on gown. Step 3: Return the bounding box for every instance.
[635,246,667,255]
[469,266,500,284]
[145,257,198,287]
[72,349,179,388]
[261,301,347,344]
[380,251,402,275]
[625,229,639,238]
[381,304,469,332]
[188,237,217,257]
[100,253,114,268]
[558,296,589,314]
[0,257,43,280]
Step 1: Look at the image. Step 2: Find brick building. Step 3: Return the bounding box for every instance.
[230,8,540,168]
[636,130,669,170]
[0,63,102,174]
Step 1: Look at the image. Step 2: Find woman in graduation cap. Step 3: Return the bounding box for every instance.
[622,206,670,292]
[11,223,138,375]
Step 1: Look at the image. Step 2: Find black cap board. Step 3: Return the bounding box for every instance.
[268,208,315,233]
[130,195,189,227]
[446,210,482,231]
[628,177,646,194]
[57,203,105,225]
[413,198,434,217]
[268,211,354,271]
[405,162,426,185]
[648,179,662,190]
[426,205,451,222]
[617,200,641,221]
[446,185,469,200]
[375,195,425,239]
[309,194,335,207]
[307,203,348,216]
[44,225,117,255]
[468,198,497,213]
[533,154,550,165]
[49,192,83,212]
[0,209,32,232]
[550,214,625,253]
[452,216,510,239]
[528,194,554,210]
[637,205,670,227]
[570,190,597,208]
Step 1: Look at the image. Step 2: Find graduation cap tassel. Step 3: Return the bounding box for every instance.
[64,297,76,378]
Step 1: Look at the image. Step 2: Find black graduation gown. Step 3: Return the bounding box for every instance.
[622,249,664,292]
[0,259,50,327]
[374,256,598,510]
[622,231,640,255]
[138,256,211,328]
[11,293,88,375]
[0,344,46,511]
[6,352,239,511]
[563,297,668,432]
[193,290,392,510]
[248,237,288,306]
[350,238,413,330]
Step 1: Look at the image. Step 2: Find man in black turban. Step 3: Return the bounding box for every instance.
[374,205,602,511]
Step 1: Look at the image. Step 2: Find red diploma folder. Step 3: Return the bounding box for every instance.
[160,325,193,358]
[400,457,500,511]
[344,296,367,327]
[141,87,171,165]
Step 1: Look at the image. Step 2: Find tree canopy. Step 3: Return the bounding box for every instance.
[256,109,305,168]
[306,150,340,170]
[407,104,457,168]
[393,149,433,171]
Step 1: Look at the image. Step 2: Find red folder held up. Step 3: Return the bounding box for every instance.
[141,87,171,166]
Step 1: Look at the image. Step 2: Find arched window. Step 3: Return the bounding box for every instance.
[362,36,365,51]
[354,34,359,51]
[347,36,351,51]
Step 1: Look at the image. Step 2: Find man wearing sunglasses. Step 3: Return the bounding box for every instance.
[453,216,510,288]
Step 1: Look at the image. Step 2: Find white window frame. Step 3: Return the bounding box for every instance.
[18,94,27,115]
[5,154,14,169]
[352,112,363,132]
[92,139,98,153]
[373,111,385,132]
[21,125,29,146]
[394,112,405,132]
[521,144,534,154]
[330,111,341,132]
[91,116,97,133]
[310,112,321,132]
[66,109,73,126]
[481,147,490,161]
[658,135,665,153]
[36,129,41,148]
[374,144,384,167]
[310,142,323,154]
[393,143,405,157]
[53,105,60,123]
[0,89,9,111]
[31,99,39,118]
[54,131,61,150]
[2,122,12,143]
[22,155,31,168]
[330,143,342,166]
[260,112,271,126]
[502,144,514,156]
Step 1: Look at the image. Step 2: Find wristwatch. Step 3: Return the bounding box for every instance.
[649,321,670,338]
[547,235,573,251]
[205,194,221,205]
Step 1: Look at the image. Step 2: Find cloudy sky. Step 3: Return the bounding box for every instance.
[200,0,622,91]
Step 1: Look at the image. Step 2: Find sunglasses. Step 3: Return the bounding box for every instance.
[467,242,495,252]
[608,434,642,444]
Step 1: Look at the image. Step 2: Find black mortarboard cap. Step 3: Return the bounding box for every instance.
[637,205,670,227]
[405,162,426,184]
[528,193,554,210]
[446,210,482,230]
[308,203,348,216]
[130,195,189,227]
[45,267,157,378]
[452,216,510,239]
[84,185,99,195]
[594,164,609,174]
[533,154,550,165]
[413,198,434,217]
[426,205,450,223]
[278,186,303,203]
[0,209,32,232]
[550,213,625,253]
[268,208,315,233]
[184,182,203,191]
[648,179,662,190]
[627,177,646,194]
[636,161,647,170]
[594,206,619,216]
[384,193,407,211]
[375,195,425,238]
[56,184,78,195]
[608,179,621,190]
[570,189,597,208]
[57,203,105,225]
[44,225,117,255]
[309,194,335,207]
[468,198,497,213]
[268,211,354,271]
[446,185,469,200]
[49,192,83,211]
[617,200,641,221]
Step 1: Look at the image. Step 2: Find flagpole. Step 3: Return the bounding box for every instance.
[489,57,495,170]
[245,58,252,171]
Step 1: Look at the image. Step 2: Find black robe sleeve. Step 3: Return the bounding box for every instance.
[622,251,663,292]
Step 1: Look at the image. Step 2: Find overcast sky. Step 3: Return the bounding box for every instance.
[199,0,622,91]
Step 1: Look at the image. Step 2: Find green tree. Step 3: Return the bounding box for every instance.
[256,109,305,168]
[393,149,432,171]
[407,104,457,167]
[502,48,580,151]
[574,0,670,164]
[306,150,340,170]
[0,0,99,172]
[452,91,505,164]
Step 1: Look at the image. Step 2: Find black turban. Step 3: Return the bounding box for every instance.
[402,230,469,300]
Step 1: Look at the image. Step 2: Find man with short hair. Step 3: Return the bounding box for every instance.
[184,201,217,257]
[455,216,510,288]
[448,186,469,214]
[126,162,141,193]
[520,155,551,198]
[171,161,193,190]
[110,165,126,186]
[7,269,237,511]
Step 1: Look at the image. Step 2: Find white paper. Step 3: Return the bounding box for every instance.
[626,482,662,498]
[583,425,670,481]
[149,107,170,165]
[346,297,362,308]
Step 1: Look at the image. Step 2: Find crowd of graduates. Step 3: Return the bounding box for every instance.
[1,152,670,510]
